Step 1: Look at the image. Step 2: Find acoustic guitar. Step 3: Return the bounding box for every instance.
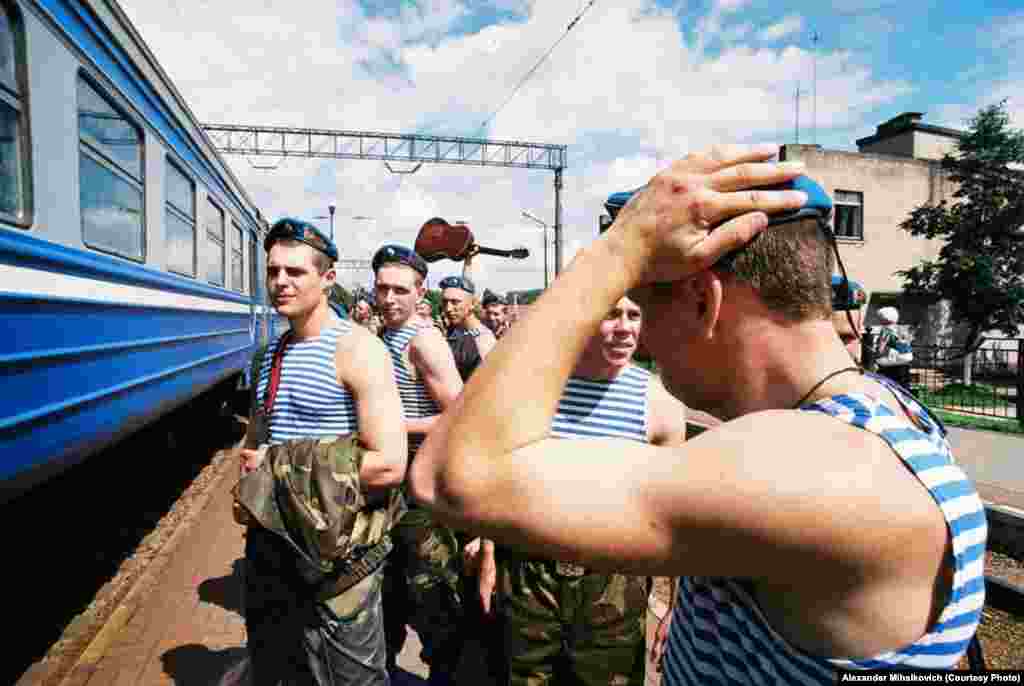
[415,217,529,263]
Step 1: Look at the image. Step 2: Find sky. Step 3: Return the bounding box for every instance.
[119,0,1024,293]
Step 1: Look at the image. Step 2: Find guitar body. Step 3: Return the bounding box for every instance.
[415,217,473,263]
[415,217,529,262]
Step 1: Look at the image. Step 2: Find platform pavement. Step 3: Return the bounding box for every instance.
[27,426,1022,686]
[37,449,669,686]
[946,427,1024,512]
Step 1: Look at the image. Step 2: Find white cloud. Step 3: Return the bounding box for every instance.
[119,0,912,293]
[714,0,750,13]
[760,15,804,42]
[991,12,1024,49]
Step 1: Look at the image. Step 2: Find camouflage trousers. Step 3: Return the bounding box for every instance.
[244,526,389,686]
[497,551,649,686]
[383,504,465,674]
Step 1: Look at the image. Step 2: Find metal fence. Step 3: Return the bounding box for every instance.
[907,339,1023,424]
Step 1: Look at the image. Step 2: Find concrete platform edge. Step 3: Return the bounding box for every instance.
[17,443,242,686]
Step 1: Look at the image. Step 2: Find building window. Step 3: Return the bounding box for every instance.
[0,2,30,225]
[165,159,195,276]
[231,221,244,292]
[78,75,144,260]
[205,198,225,285]
[833,190,863,240]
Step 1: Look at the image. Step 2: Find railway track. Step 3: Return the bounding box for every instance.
[986,575,1024,616]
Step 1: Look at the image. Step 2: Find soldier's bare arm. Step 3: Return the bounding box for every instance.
[647,376,687,448]
[410,146,808,566]
[405,328,463,435]
[646,375,686,663]
[335,325,408,490]
[474,328,496,358]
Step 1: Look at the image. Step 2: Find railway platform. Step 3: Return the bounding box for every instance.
[17,427,1024,686]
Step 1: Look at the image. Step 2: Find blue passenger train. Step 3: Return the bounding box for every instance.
[0,0,274,501]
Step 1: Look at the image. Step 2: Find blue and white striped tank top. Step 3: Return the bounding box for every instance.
[551,365,650,442]
[663,373,987,685]
[381,323,440,456]
[255,320,358,445]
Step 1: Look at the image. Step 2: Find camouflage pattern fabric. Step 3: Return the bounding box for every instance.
[245,527,389,686]
[233,434,405,583]
[497,551,649,686]
[383,503,465,674]
[236,435,405,685]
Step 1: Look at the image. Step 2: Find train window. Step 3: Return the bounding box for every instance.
[0,2,32,226]
[249,231,259,297]
[78,75,144,260]
[165,158,195,276]
[231,221,244,292]
[0,6,15,91]
[204,198,225,285]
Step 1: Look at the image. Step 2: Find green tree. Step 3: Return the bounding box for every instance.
[507,288,544,305]
[897,100,1024,353]
[424,289,443,317]
[329,284,353,312]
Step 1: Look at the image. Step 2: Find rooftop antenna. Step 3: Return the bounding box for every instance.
[811,30,820,145]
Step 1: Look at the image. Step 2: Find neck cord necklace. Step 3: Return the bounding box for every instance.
[793,366,863,409]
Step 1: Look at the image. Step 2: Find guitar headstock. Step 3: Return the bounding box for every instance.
[509,248,529,260]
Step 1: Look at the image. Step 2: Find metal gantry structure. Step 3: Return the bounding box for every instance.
[202,123,569,275]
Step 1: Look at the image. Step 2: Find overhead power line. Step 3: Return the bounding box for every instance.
[475,0,597,134]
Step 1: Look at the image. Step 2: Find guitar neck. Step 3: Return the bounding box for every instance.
[478,246,528,259]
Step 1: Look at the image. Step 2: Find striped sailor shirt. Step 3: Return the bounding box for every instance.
[551,365,650,443]
[255,320,358,445]
[381,323,440,457]
[662,373,987,685]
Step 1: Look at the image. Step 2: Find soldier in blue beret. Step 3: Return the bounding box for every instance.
[241,217,407,686]
[412,146,983,684]
[371,244,467,686]
[831,274,867,362]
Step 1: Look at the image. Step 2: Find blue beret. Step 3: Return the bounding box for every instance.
[482,290,505,306]
[755,175,833,227]
[372,244,428,278]
[604,189,640,220]
[831,274,866,310]
[265,217,339,261]
[439,276,475,294]
[604,175,832,227]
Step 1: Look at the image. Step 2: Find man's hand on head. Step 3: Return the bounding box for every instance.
[603,145,808,287]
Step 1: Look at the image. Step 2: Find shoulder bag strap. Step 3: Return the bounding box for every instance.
[263,330,294,416]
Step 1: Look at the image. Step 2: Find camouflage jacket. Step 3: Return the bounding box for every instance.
[233,435,406,584]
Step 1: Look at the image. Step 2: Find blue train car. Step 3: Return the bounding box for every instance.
[0,0,274,501]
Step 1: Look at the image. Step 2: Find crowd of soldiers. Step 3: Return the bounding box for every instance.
[347,259,517,344]
[233,147,985,686]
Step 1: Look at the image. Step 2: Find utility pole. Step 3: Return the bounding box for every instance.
[521,210,550,289]
[812,30,819,145]
[554,169,563,276]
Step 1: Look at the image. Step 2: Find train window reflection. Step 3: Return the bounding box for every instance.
[0,2,30,226]
[249,232,259,297]
[80,155,144,260]
[165,159,195,276]
[78,75,144,260]
[77,78,142,180]
[0,101,21,216]
[166,158,194,217]
[0,6,16,93]
[232,221,243,292]
[205,199,225,286]
[166,206,195,276]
